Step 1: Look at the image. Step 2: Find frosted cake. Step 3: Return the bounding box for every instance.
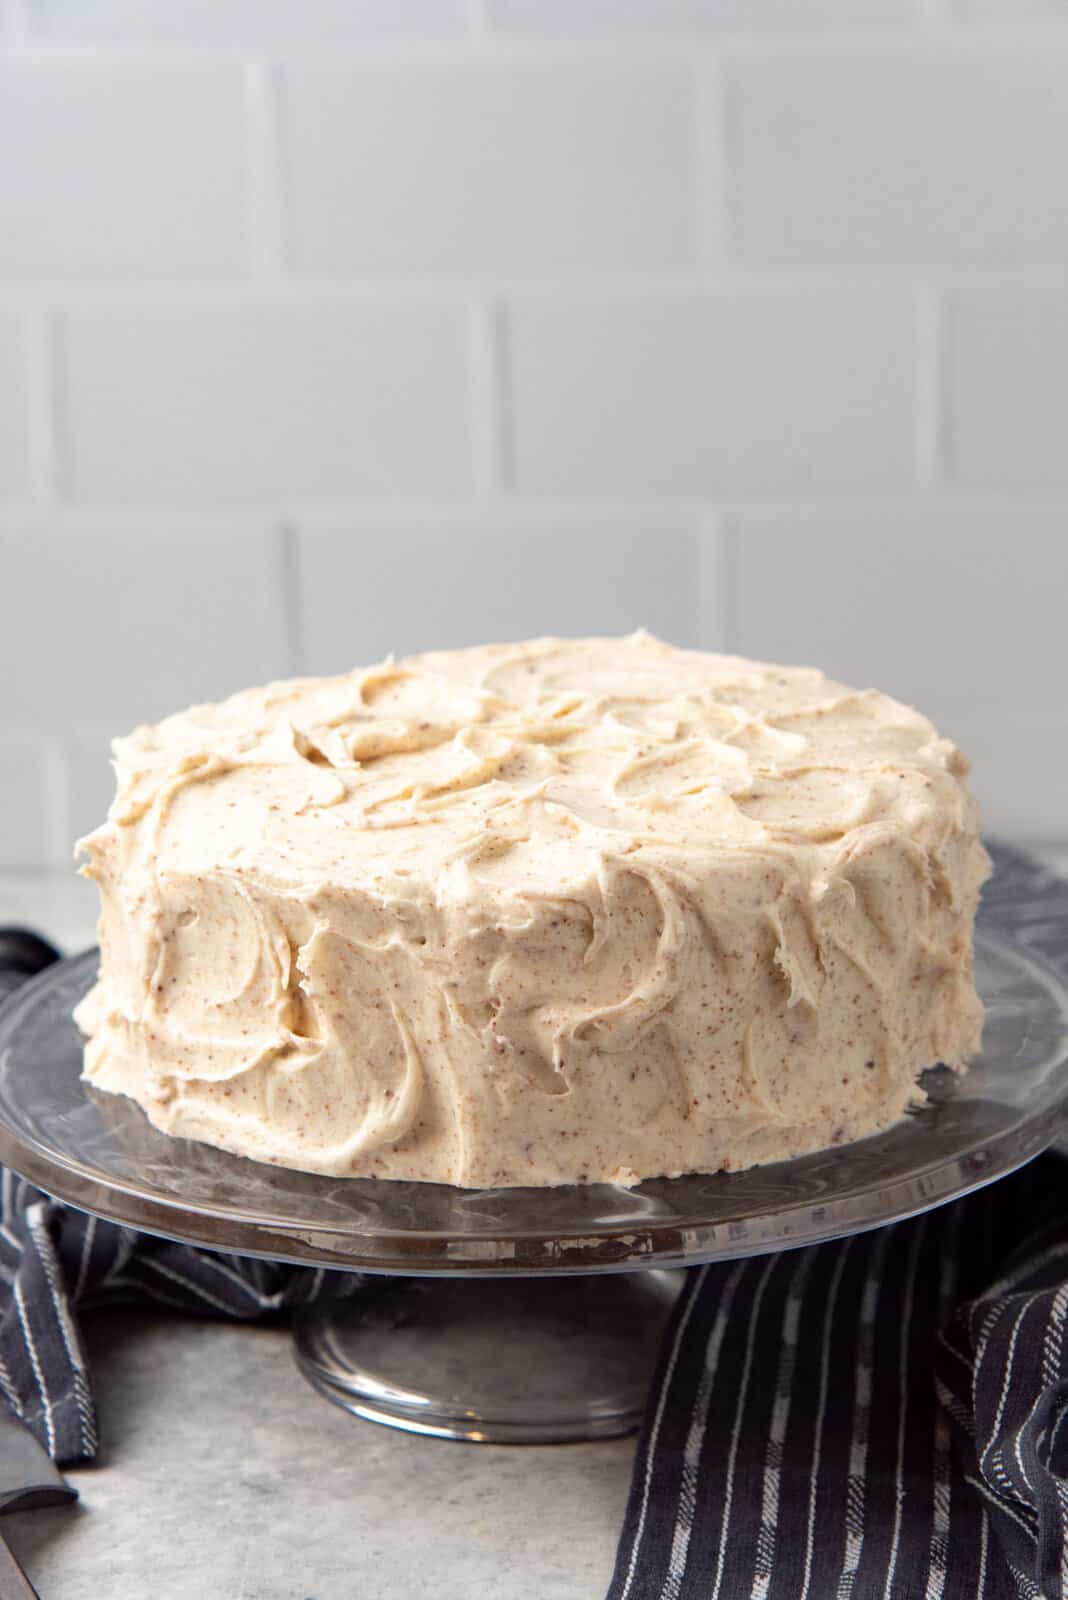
[75,634,989,1188]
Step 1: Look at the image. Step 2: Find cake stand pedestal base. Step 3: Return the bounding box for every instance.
[292,1270,683,1444]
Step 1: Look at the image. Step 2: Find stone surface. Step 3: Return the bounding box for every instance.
[3,1311,634,1599]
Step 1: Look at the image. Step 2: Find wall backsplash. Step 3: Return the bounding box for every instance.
[1,0,1066,869]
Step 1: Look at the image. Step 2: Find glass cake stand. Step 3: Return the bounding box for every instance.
[0,860,1066,1444]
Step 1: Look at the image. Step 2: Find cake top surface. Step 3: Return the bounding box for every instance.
[86,632,965,896]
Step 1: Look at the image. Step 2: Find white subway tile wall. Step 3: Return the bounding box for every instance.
[0,735,66,871]
[725,50,1068,266]
[279,63,700,274]
[0,526,288,727]
[733,516,1068,837]
[1,522,290,861]
[60,302,472,502]
[948,284,1068,490]
[0,64,247,278]
[505,292,918,493]
[0,7,1065,870]
[298,523,720,678]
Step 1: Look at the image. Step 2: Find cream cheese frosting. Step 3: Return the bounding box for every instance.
[74,633,990,1187]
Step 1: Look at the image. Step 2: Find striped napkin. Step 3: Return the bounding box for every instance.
[607,1151,1068,1600]
[608,842,1068,1600]
[0,1164,362,1465]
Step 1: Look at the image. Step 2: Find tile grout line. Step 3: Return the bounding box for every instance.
[5,493,1068,530]
[464,0,493,38]
[0,0,34,38]
[243,59,286,281]
[0,270,1057,307]
[4,31,1068,66]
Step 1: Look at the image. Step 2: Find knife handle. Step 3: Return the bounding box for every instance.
[0,1530,42,1599]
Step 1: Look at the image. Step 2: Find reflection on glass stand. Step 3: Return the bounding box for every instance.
[0,856,1066,1443]
[294,1273,683,1442]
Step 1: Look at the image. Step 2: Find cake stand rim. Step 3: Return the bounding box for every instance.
[0,916,1065,1276]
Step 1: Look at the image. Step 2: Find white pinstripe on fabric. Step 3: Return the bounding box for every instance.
[939,1330,977,1383]
[924,1206,965,1600]
[837,1226,893,1600]
[798,1236,856,1600]
[1053,1484,1068,1600]
[1039,1275,1068,1590]
[0,1168,23,1256]
[102,1276,195,1314]
[1012,1355,1046,1509]
[197,1250,281,1307]
[14,1276,55,1458]
[708,1254,781,1600]
[1042,1282,1068,1390]
[964,1473,1043,1544]
[660,1258,749,1600]
[1001,1555,1044,1600]
[934,1375,976,1435]
[881,1216,931,1600]
[751,1248,819,1600]
[99,1228,138,1291]
[980,1298,1036,1496]
[926,1415,953,1600]
[72,1212,97,1304]
[25,1204,96,1453]
[984,1242,1068,1306]
[1048,1403,1068,1467]
[617,1263,709,1600]
[0,1350,26,1421]
[974,1295,1015,1377]
[1041,1284,1068,1600]
[138,1254,246,1316]
[976,1507,990,1600]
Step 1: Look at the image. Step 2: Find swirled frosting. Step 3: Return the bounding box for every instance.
[75,633,989,1187]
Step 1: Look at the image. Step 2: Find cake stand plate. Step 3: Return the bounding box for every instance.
[0,862,1066,1442]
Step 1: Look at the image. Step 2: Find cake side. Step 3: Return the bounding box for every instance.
[74,634,990,1187]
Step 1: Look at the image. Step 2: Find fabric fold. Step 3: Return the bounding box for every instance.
[0,1166,361,1465]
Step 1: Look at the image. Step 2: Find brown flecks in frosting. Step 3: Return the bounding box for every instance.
[74,633,988,1187]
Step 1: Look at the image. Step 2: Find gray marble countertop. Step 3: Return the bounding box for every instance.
[1,844,1066,1600]
[5,1312,633,1600]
